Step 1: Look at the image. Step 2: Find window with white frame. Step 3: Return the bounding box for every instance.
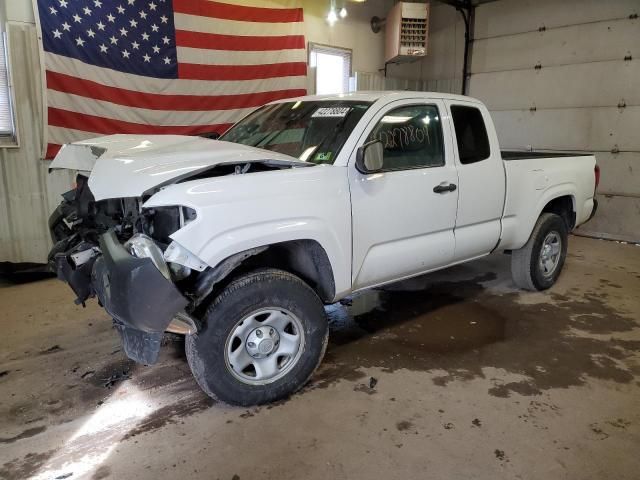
[308,43,352,95]
[0,32,16,143]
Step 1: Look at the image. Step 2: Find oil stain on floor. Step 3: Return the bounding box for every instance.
[312,269,640,398]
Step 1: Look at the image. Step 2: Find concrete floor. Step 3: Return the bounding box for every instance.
[1,235,639,480]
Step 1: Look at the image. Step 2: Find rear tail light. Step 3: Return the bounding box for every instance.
[594,164,600,190]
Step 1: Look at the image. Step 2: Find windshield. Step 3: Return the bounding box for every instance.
[220,100,372,164]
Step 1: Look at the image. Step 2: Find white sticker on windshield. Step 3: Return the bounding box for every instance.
[312,107,351,118]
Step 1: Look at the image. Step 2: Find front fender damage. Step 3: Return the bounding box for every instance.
[46,139,313,366]
[192,246,268,308]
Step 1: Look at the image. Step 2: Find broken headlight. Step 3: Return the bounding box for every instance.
[124,233,171,280]
[142,206,197,244]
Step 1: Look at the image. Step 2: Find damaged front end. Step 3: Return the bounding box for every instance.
[48,175,199,364]
[48,136,311,365]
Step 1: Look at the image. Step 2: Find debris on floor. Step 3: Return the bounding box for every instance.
[102,368,131,389]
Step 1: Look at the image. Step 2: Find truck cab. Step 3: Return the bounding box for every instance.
[346,95,506,290]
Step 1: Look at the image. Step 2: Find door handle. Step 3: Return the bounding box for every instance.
[433,183,457,193]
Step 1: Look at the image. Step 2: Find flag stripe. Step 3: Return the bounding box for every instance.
[174,13,304,37]
[47,90,258,126]
[49,107,233,135]
[47,53,306,96]
[175,30,305,52]
[48,125,100,145]
[173,0,303,23]
[46,71,305,111]
[179,62,307,81]
[177,46,306,66]
[46,143,62,159]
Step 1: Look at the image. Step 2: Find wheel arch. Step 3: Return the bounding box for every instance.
[247,239,336,303]
[500,187,578,251]
[192,239,337,311]
[540,194,576,230]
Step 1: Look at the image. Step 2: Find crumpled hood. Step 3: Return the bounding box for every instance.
[49,134,309,201]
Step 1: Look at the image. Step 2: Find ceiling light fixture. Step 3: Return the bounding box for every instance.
[327,7,338,25]
[339,7,348,18]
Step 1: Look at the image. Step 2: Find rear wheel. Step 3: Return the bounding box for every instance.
[186,268,328,406]
[511,213,568,291]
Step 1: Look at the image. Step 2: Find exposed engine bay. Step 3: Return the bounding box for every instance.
[49,173,190,305]
[48,153,299,299]
[48,157,298,364]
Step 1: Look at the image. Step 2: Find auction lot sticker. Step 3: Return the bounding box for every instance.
[312,107,351,118]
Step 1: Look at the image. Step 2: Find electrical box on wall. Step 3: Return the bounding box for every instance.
[385,2,429,64]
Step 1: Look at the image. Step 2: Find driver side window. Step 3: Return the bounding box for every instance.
[367,104,444,171]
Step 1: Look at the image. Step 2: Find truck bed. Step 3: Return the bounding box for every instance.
[498,152,597,252]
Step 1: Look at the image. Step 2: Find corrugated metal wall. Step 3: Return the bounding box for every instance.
[469,0,640,242]
[0,23,74,263]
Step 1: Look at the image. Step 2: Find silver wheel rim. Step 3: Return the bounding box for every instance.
[224,308,305,385]
[539,231,562,278]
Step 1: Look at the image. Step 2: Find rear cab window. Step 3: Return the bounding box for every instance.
[450,105,490,165]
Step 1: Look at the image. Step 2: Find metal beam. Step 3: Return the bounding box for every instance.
[437,0,471,9]
[440,0,475,95]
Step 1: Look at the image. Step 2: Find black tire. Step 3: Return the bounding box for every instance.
[511,213,568,291]
[186,268,329,406]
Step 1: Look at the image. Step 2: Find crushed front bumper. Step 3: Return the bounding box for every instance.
[51,230,189,364]
[91,230,189,364]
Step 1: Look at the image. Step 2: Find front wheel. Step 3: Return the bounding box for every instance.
[186,268,328,406]
[511,213,568,291]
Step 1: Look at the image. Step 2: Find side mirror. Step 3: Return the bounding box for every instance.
[355,140,384,174]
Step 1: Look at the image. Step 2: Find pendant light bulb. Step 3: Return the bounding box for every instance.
[327,8,338,25]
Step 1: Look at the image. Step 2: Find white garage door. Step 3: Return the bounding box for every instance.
[469,0,640,242]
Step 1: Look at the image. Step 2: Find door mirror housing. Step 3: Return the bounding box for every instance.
[356,140,384,174]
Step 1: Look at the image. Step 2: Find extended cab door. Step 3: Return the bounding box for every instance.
[446,101,506,260]
[349,99,459,290]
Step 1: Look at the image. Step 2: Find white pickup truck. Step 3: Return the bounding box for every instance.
[48,92,598,405]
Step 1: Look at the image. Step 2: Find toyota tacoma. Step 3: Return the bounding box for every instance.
[47,92,599,405]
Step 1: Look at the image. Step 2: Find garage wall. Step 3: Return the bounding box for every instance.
[0,3,76,265]
[303,0,390,74]
[470,0,639,242]
[388,1,464,94]
[396,0,639,242]
[0,0,391,263]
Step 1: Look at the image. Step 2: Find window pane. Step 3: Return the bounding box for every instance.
[450,105,490,164]
[316,52,345,94]
[220,100,371,164]
[309,43,351,95]
[0,33,14,136]
[367,105,444,170]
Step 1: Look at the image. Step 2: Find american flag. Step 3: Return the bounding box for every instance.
[35,0,307,159]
